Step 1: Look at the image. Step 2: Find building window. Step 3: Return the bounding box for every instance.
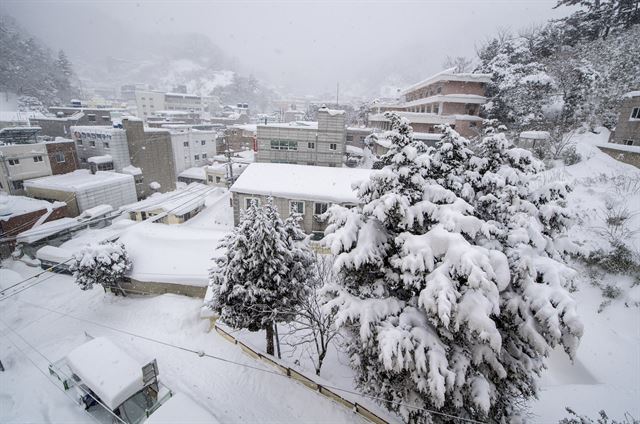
[103,141,110,149]
[329,143,337,150]
[436,86,442,94]
[290,200,305,214]
[97,162,114,171]
[207,175,214,183]
[346,135,353,141]
[270,140,298,150]
[216,176,222,183]
[194,154,200,160]
[202,153,207,159]
[12,180,24,190]
[55,152,65,163]
[87,114,96,122]
[308,142,315,149]
[201,140,206,145]
[89,140,96,147]
[245,197,260,209]
[183,141,189,147]
[76,139,83,146]
[33,155,43,162]
[631,107,640,120]
[470,122,477,128]
[8,158,20,166]
[433,105,439,114]
[624,139,634,145]
[314,202,328,215]
[134,175,144,184]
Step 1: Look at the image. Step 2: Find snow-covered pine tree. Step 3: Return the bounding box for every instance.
[71,242,131,295]
[208,198,309,355]
[323,113,582,422]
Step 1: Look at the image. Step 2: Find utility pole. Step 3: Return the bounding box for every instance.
[223,136,234,188]
[336,82,339,106]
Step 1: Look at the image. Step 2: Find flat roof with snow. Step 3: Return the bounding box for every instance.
[401,67,492,95]
[65,337,144,411]
[145,393,219,424]
[230,163,373,204]
[24,170,134,192]
[122,183,208,216]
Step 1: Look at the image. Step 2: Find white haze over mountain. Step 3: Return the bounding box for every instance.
[1,0,571,99]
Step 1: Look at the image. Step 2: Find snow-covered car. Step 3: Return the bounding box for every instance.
[48,336,173,424]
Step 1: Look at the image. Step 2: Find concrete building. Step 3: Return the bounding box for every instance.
[135,90,166,121]
[610,91,640,146]
[71,119,177,198]
[0,142,52,194]
[256,106,346,167]
[205,162,248,187]
[135,91,206,122]
[369,68,490,138]
[230,163,373,235]
[346,127,374,149]
[168,127,217,176]
[24,170,137,217]
[30,106,125,138]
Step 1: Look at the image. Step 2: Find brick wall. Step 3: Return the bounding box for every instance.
[45,141,79,175]
[0,204,68,251]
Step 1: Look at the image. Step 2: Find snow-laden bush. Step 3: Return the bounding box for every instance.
[323,113,583,422]
[71,242,131,294]
[207,198,313,355]
[560,407,640,424]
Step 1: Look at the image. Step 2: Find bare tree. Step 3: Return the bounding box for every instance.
[443,55,473,73]
[593,200,640,247]
[282,254,341,376]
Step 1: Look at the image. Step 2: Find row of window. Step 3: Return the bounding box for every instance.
[182,140,209,147]
[270,140,338,151]
[6,152,66,166]
[75,132,112,140]
[194,153,207,160]
[77,139,109,149]
[243,198,329,215]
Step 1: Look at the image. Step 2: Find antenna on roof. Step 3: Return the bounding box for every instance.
[336,82,339,106]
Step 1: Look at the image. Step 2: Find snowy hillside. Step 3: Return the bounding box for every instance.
[531,129,640,420]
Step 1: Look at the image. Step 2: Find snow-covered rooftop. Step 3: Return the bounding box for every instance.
[401,67,492,95]
[230,163,374,204]
[597,142,640,154]
[520,130,551,140]
[122,165,143,176]
[65,337,145,411]
[178,167,207,180]
[258,121,319,130]
[369,111,482,125]
[622,91,640,99]
[24,170,134,192]
[122,183,208,216]
[0,111,46,122]
[87,154,113,164]
[16,217,78,244]
[0,194,65,221]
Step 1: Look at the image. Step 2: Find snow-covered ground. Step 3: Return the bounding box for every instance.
[0,261,368,423]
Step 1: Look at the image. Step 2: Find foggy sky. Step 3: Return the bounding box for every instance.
[1,0,571,97]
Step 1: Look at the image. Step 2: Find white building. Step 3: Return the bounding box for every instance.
[169,128,217,176]
[135,90,166,121]
[24,170,137,217]
[0,142,52,194]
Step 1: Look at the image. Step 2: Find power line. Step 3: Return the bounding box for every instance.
[0,259,74,295]
[10,297,485,424]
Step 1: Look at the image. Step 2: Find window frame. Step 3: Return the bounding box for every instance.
[289,200,305,215]
[244,197,260,209]
[8,158,20,166]
[313,202,328,216]
[55,151,65,163]
[33,155,43,163]
[329,143,337,151]
[631,107,640,120]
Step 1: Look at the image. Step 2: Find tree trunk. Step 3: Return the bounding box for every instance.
[266,322,274,355]
[274,323,282,359]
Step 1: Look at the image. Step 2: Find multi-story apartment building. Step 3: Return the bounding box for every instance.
[610,91,640,146]
[369,68,490,138]
[256,106,346,167]
[135,90,206,122]
[168,127,217,176]
[346,127,374,149]
[30,106,125,138]
[0,142,52,194]
[71,119,177,198]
